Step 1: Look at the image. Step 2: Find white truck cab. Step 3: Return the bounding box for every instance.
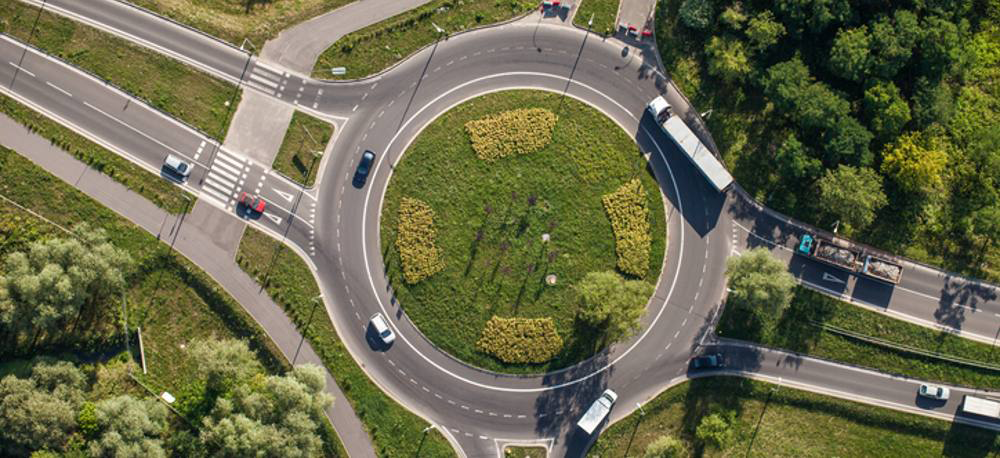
[647,96,672,123]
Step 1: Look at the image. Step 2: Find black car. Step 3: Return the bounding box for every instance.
[353,150,376,188]
[691,353,724,369]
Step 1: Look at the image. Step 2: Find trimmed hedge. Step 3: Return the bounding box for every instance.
[602,179,652,278]
[396,197,445,284]
[464,108,558,161]
[476,316,564,364]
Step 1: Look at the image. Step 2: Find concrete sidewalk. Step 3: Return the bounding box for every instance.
[0,113,377,458]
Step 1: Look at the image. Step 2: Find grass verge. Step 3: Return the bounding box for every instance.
[273,111,334,187]
[0,94,190,214]
[589,377,999,457]
[718,286,1000,390]
[128,0,354,46]
[380,90,666,374]
[0,144,347,455]
[236,227,455,458]
[1,2,240,138]
[312,0,536,80]
[573,0,619,36]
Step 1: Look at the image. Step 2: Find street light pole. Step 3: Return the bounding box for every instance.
[201,39,255,185]
[292,294,324,365]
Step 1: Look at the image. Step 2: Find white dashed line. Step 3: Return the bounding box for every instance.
[45,81,72,97]
[9,61,34,77]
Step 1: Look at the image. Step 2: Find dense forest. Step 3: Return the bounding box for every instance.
[655,0,1000,280]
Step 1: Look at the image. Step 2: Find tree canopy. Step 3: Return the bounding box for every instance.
[817,166,888,232]
[576,271,653,342]
[726,248,796,320]
[0,359,86,455]
[88,395,168,458]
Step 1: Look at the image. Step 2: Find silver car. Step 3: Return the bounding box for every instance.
[163,154,192,181]
[918,384,950,400]
[369,312,395,345]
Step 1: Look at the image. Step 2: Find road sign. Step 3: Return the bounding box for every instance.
[822,272,846,284]
[330,67,347,75]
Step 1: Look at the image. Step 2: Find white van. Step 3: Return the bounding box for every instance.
[577,389,617,435]
[163,154,192,181]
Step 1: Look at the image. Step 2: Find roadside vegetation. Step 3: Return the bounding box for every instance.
[654,0,1000,281]
[0,146,341,456]
[0,94,190,214]
[380,90,666,373]
[573,0,620,35]
[129,0,353,46]
[235,227,455,458]
[505,445,547,458]
[588,377,999,457]
[1,2,240,138]
[312,0,536,80]
[273,111,334,187]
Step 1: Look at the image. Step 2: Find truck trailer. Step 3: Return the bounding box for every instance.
[961,395,1000,419]
[646,96,733,192]
[797,234,903,284]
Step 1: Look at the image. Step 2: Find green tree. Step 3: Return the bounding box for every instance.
[201,365,333,458]
[775,134,822,182]
[77,401,99,439]
[863,81,911,140]
[881,132,948,194]
[0,359,86,455]
[678,0,713,30]
[816,166,888,232]
[726,248,796,321]
[919,15,963,77]
[829,26,871,82]
[645,434,688,457]
[912,77,955,128]
[696,412,735,449]
[88,395,168,458]
[189,337,262,394]
[706,36,750,83]
[576,271,654,342]
[868,11,921,79]
[745,11,786,51]
[775,0,851,33]
[822,116,873,166]
[719,3,747,30]
[764,58,850,132]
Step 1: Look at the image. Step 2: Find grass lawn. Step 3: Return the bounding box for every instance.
[505,446,547,458]
[718,286,1000,390]
[273,111,334,186]
[573,0,620,36]
[0,94,190,214]
[380,90,666,373]
[129,0,353,46]
[236,227,455,458]
[312,0,536,80]
[1,2,240,138]
[0,145,346,455]
[589,377,1000,457]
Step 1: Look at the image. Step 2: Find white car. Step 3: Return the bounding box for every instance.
[163,154,192,181]
[918,384,950,400]
[369,313,395,345]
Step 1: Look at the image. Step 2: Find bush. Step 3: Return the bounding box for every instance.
[396,197,445,283]
[464,108,557,161]
[476,316,564,364]
[644,434,687,457]
[696,412,735,449]
[602,179,652,278]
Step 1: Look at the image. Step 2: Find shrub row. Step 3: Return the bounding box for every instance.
[602,179,652,278]
[396,197,445,284]
[476,316,564,364]
[464,108,558,161]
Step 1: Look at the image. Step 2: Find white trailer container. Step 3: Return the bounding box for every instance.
[647,97,734,192]
[961,395,1000,419]
[577,389,618,434]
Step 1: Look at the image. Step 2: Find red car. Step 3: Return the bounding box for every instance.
[239,192,266,215]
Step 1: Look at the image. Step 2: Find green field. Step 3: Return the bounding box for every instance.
[273,111,334,187]
[1,2,240,138]
[505,446,547,458]
[380,90,666,373]
[236,228,455,458]
[718,286,1000,390]
[589,377,1000,457]
[573,0,620,35]
[312,0,536,80]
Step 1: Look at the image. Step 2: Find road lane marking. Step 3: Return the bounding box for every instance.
[8,61,34,77]
[45,81,71,97]
[82,101,189,160]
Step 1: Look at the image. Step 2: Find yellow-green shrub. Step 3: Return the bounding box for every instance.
[602,179,652,278]
[476,316,563,364]
[464,108,558,161]
[396,197,445,283]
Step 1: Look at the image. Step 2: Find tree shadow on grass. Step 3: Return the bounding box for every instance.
[941,420,999,458]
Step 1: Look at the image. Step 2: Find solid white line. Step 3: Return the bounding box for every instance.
[45,81,72,97]
[9,61,34,78]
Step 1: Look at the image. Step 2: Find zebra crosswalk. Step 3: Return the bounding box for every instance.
[200,149,250,211]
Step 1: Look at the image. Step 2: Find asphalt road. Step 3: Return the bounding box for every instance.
[6,2,1000,457]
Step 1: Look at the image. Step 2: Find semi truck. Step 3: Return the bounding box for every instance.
[646,96,733,192]
[960,395,1000,419]
[797,234,903,284]
[577,389,618,435]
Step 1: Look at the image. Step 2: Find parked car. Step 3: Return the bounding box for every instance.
[369,312,395,345]
[239,192,266,215]
[163,154,192,182]
[353,150,376,188]
[918,384,950,401]
[691,353,724,369]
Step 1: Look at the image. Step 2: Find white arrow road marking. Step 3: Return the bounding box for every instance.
[274,189,295,202]
[264,213,282,225]
[822,272,846,284]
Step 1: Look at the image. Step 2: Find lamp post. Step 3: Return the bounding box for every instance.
[202,38,254,185]
[292,294,324,365]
